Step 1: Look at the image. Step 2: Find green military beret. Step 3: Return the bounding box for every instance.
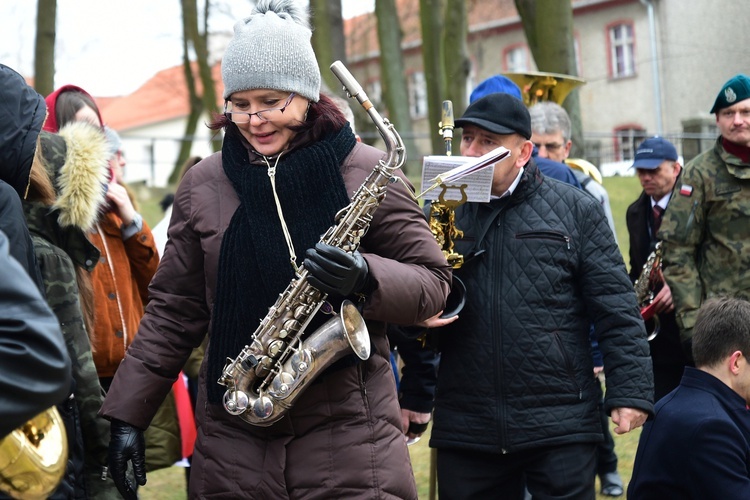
[710,74,750,114]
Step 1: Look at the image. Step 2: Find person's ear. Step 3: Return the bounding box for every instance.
[563,139,572,159]
[729,350,744,375]
[517,139,533,167]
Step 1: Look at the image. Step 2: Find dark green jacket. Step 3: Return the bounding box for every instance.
[660,138,750,341]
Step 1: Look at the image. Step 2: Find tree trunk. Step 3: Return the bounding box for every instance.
[442,0,469,151]
[375,0,418,174]
[182,0,221,152]
[310,0,347,93]
[515,0,584,157]
[34,0,56,96]
[171,32,204,186]
[419,0,445,155]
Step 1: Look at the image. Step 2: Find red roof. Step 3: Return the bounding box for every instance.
[101,61,224,131]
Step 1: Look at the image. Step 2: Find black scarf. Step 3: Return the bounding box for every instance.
[207,127,356,404]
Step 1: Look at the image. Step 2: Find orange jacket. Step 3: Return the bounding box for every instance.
[89,211,159,377]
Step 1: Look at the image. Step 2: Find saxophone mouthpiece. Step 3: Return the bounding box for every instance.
[441,100,454,132]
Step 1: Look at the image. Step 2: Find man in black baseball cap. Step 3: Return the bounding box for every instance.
[416,92,654,499]
[454,93,533,197]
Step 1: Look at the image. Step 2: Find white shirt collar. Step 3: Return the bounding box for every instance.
[491,167,525,200]
[651,192,671,210]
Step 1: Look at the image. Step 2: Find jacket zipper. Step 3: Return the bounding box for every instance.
[494,214,508,453]
[515,230,571,250]
[552,332,583,399]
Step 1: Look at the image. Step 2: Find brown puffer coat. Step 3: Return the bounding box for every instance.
[101,139,451,499]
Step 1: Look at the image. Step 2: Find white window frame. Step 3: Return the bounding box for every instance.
[609,23,635,78]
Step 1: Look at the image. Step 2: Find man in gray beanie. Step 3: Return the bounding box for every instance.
[102,1,451,499]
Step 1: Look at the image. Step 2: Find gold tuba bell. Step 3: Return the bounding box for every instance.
[503,71,602,184]
[0,407,68,499]
[503,71,585,107]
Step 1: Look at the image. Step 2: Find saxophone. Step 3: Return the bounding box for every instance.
[634,241,663,341]
[218,61,406,426]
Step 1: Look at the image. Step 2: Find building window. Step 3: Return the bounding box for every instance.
[408,71,427,119]
[366,80,382,107]
[614,126,646,161]
[608,22,635,78]
[503,45,529,72]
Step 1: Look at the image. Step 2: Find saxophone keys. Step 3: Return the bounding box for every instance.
[291,349,313,375]
[223,390,249,415]
[270,372,296,398]
[252,395,274,420]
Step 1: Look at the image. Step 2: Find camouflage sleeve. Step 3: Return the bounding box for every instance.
[35,244,111,467]
[658,164,706,341]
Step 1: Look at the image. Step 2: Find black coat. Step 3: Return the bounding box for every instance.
[628,367,750,499]
[430,161,653,454]
[626,191,690,399]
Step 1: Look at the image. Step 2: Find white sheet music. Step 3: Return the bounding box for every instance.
[420,155,496,203]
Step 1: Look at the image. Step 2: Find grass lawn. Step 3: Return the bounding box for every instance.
[137,175,646,499]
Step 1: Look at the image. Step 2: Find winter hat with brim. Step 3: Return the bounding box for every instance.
[456,93,532,139]
[221,0,321,102]
[0,63,47,198]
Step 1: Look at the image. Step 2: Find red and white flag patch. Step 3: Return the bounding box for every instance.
[679,184,693,197]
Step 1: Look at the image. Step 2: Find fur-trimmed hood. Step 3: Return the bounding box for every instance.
[40,122,109,231]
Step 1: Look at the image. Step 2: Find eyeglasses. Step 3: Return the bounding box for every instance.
[224,93,296,123]
[534,142,564,152]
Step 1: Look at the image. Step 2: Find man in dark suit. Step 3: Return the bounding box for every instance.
[626,136,689,401]
[628,297,750,498]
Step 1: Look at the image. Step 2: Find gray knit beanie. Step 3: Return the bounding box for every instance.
[221,0,321,102]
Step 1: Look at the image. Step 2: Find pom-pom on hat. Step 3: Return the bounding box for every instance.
[221,0,321,102]
[710,74,750,114]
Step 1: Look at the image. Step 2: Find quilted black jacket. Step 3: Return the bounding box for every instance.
[430,160,654,454]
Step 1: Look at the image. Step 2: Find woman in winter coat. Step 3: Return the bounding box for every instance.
[100,1,451,499]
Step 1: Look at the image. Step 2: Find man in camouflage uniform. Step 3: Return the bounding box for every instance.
[659,74,750,359]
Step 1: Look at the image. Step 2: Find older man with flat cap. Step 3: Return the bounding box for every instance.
[415,93,654,499]
[659,74,750,357]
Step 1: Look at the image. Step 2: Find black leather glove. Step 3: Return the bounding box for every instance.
[304,242,370,297]
[108,418,147,500]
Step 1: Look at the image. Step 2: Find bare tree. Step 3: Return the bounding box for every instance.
[375,0,418,173]
[442,0,470,122]
[310,0,347,93]
[171,13,205,185]
[181,0,222,155]
[515,0,584,156]
[34,0,56,96]
[419,0,445,155]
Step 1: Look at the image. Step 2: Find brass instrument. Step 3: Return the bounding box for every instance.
[218,61,405,426]
[504,71,601,183]
[503,71,585,107]
[428,100,467,318]
[0,407,68,499]
[634,242,663,341]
